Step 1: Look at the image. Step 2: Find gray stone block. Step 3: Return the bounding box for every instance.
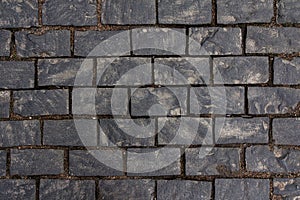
[0,30,11,56]
[274,57,300,85]
[0,180,36,199]
[273,118,300,145]
[278,0,300,23]
[0,91,10,118]
[273,178,300,199]
[0,151,6,176]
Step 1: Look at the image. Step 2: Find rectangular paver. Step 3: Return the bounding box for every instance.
[0,30,11,56]
[278,0,300,23]
[273,178,300,199]
[0,91,10,118]
[273,118,300,145]
[274,57,300,85]
[0,180,36,199]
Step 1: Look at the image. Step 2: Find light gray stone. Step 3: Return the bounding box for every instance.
[273,178,300,199]
[0,91,10,118]
[0,30,11,56]
[274,57,300,85]
[278,0,300,23]
[273,118,300,145]
[0,180,36,199]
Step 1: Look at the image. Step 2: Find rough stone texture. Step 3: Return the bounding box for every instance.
[246,27,300,53]
[0,91,10,118]
[0,120,40,147]
[248,87,300,114]
[273,178,300,199]
[0,0,38,28]
[43,0,97,26]
[99,179,155,199]
[215,179,270,200]
[15,31,70,57]
[158,0,212,24]
[0,30,11,56]
[10,149,64,175]
[213,57,269,84]
[274,57,300,85]
[0,151,6,176]
[185,147,240,175]
[101,0,156,24]
[246,146,300,173]
[278,0,300,23]
[217,0,273,23]
[157,180,212,200]
[189,27,242,55]
[13,89,69,116]
[40,179,95,199]
[0,180,36,199]
[273,118,300,145]
[0,61,35,89]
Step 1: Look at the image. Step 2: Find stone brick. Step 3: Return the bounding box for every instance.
[158,0,212,24]
[217,0,273,23]
[40,179,95,199]
[157,180,212,200]
[0,91,10,118]
[15,30,70,57]
[13,89,69,116]
[0,61,35,89]
[0,0,38,28]
[10,149,64,175]
[0,30,11,56]
[0,180,36,199]
[246,146,300,173]
[0,151,6,176]
[278,0,300,23]
[213,57,269,84]
[189,27,242,55]
[42,0,97,26]
[274,57,300,85]
[246,27,300,53]
[273,178,300,199]
[0,120,40,147]
[101,0,156,24]
[273,118,300,145]
[248,87,300,114]
[185,147,240,175]
[215,179,270,200]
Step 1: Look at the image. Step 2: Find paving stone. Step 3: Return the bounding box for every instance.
[0,30,11,56]
[246,27,300,53]
[0,180,36,199]
[0,0,38,28]
[0,120,40,147]
[185,147,240,175]
[10,149,64,175]
[273,118,300,145]
[99,179,155,199]
[213,57,269,84]
[215,179,270,200]
[248,87,300,114]
[0,61,35,89]
[246,146,300,173]
[0,91,10,118]
[101,0,156,24]
[15,30,70,57]
[13,89,69,116]
[215,117,269,144]
[157,180,212,200]
[274,57,300,85]
[189,27,242,55]
[158,0,212,24]
[273,178,300,199]
[217,0,273,23]
[278,0,300,23]
[42,0,97,26]
[0,151,6,176]
[40,179,95,200]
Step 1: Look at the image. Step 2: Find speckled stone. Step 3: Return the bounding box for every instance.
[274,57,300,85]
[0,91,10,118]
[0,180,36,199]
[0,30,11,56]
[278,0,300,23]
[273,118,300,145]
[273,178,300,199]
[0,151,6,176]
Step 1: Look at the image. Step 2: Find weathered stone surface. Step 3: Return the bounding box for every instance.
[0,180,36,199]
[10,149,64,175]
[13,89,69,116]
[157,180,212,200]
[215,179,270,200]
[101,0,156,24]
[248,87,300,114]
[0,30,11,56]
[274,57,300,85]
[217,0,273,23]
[0,61,35,89]
[99,179,155,199]
[40,179,95,199]
[0,120,40,147]
[246,146,300,173]
[189,27,242,55]
[213,57,269,84]
[246,27,300,53]
[0,151,6,176]
[158,0,211,24]
[273,118,300,145]
[0,0,38,28]
[185,147,240,175]
[15,31,70,57]
[278,0,300,23]
[42,0,97,26]
[0,91,10,118]
[273,178,300,199]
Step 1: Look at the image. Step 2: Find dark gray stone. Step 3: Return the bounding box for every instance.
[42,0,97,26]
[213,57,269,84]
[101,0,156,24]
[215,179,270,200]
[10,149,64,175]
[0,30,11,56]
[0,180,36,199]
[0,91,10,118]
[0,151,6,176]
[40,179,95,200]
[157,180,212,200]
[274,57,300,85]
[278,0,300,23]
[15,30,70,57]
[273,118,300,145]
[246,27,300,53]
[273,178,300,199]
[13,89,69,116]
[0,61,35,89]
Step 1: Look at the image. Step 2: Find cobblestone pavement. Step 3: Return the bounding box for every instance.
[0,0,300,199]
